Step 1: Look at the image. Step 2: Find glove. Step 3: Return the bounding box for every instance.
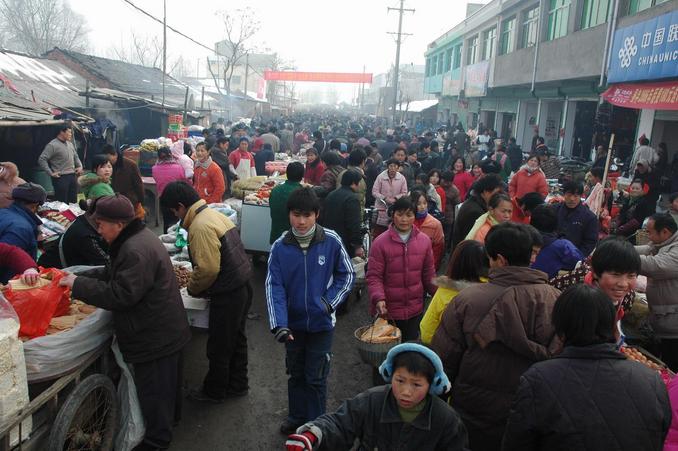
[285,432,317,451]
[273,327,292,343]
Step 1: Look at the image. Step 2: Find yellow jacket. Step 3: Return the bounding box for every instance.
[183,199,236,295]
[420,276,485,344]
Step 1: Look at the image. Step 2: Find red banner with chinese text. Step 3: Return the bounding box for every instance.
[263,71,373,83]
[602,81,678,110]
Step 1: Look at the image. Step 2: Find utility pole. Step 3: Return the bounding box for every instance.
[387,0,414,126]
[244,53,249,98]
[162,0,167,108]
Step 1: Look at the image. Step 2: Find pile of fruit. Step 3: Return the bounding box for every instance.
[139,139,159,152]
[620,346,665,371]
[174,265,192,289]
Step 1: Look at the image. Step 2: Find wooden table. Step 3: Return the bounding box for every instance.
[142,177,160,227]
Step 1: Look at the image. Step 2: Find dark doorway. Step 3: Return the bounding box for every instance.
[571,101,597,159]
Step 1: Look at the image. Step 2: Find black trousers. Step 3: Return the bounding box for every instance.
[161,205,177,234]
[52,173,78,203]
[395,313,423,342]
[132,350,183,449]
[203,282,253,398]
[661,338,678,373]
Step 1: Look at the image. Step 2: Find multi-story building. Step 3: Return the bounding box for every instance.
[424,0,678,162]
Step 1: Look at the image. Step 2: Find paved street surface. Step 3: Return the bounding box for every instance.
[171,258,372,450]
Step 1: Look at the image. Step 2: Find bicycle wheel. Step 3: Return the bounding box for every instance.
[48,374,119,451]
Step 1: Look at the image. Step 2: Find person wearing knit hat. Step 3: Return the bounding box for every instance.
[59,193,191,450]
[0,182,45,277]
[284,343,467,451]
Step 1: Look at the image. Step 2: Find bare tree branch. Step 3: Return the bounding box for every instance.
[0,0,88,55]
[216,7,260,96]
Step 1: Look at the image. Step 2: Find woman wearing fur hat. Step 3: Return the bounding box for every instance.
[284,343,468,451]
[0,162,25,209]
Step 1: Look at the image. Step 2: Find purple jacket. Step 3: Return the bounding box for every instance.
[152,161,187,196]
[367,225,437,320]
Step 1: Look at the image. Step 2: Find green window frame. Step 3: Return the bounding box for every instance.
[499,17,516,55]
[629,0,668,14]
[482,27,497,60]
[581,0,610,29]
[547,0,571,41]
[522,6,540,48]
[467,36,478,64]
[444,48,453,72]
[438,53,444,74]
[453,45,462,69]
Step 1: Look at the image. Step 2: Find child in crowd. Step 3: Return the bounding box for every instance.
[266,187,355,435]
[192,142,226,204]
[284,343,468,451]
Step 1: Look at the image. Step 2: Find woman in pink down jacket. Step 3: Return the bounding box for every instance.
[371,158,408,238]
[152,146,188,232]
[367,196,437,341]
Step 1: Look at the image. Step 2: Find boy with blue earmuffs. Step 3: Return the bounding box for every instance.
[284,343,469,450]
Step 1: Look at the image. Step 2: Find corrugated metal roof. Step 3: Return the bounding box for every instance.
[55,48,189,98]
[0,50,87,109]
[0,95,61,123]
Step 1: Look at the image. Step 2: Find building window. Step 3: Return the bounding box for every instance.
[581,0,610,29]
[431,55,437,75]
[499,17,516,55]
[467,36,478,64]
[453,45,462,69]
[629,0,668,14]
[522,6,540,48]
[438,53,445,74]
[482,27,497,60]
[547,0,571,40]
[445,48,453,71]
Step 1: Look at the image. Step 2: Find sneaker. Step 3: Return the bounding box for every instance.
[187,388,225,404]
[280,419,303,435]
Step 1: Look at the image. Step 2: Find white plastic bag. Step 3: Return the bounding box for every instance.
[112,340,145,451]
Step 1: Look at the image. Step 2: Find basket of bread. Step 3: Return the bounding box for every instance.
[354,317,402,367]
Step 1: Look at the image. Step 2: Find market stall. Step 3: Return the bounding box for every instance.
[0,266,124,451]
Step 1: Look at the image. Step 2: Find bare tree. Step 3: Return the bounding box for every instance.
[265,53,295,107]
[107,31,163,68]
[0,0,88,55]
[216,7,260,97]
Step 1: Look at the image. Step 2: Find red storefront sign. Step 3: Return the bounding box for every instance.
[263,71,373,83]
[602,81,678,110]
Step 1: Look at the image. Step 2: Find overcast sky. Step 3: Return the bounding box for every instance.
[68,0,475,100]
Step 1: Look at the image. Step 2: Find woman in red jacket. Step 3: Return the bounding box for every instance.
[366,196,437,341]
[452,157,474,201]
[509,154,549,199]
[304,147,325,185]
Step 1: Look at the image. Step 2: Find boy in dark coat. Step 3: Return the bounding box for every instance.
[285,343,468,451]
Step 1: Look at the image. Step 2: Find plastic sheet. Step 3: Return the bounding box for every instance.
[112,340,145,451]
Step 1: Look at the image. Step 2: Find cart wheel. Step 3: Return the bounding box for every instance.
[48,374,119,451]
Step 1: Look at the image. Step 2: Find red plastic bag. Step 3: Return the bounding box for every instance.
[5,267,71,338]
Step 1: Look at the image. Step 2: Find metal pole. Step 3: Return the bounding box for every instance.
[392,0,404,125]
[183,86,189,124]
[201,86,205,109]
[162,0,167,108]
[244,53,249,98]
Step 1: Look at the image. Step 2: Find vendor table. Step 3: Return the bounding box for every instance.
[142,177,160,227]
[240,202,272,253]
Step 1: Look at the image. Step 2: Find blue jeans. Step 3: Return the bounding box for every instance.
[285,329,334,424]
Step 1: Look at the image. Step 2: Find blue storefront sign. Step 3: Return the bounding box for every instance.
[608,10,678,83]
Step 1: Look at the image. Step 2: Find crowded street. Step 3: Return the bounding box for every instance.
[1,0,678,450]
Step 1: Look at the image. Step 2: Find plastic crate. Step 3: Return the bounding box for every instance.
[168,114,183,124]
[168,123,181,131]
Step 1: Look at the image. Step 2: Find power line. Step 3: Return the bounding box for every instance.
[121,0,266,79]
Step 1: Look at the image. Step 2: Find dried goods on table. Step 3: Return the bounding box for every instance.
[173,265,192,289]
[44,300,97,335]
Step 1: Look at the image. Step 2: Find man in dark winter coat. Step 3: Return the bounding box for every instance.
[502,284,671,451]
[432,223,561,451]
[507,137,523,173]
[555,181,599,257]
[320,170,364,258]
[0,183,45,267]
[451,174,503,247]
[61,194,191,450]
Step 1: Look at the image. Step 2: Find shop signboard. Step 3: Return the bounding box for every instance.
[464,61,490,97]
[442,77,461,96]
[602,80,678,110]
[608,10,678,83]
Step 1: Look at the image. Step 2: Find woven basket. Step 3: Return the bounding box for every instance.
[354,324,401,367]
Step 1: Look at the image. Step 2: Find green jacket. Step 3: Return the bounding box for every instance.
[78,173,114,200]
[269,180,302,244]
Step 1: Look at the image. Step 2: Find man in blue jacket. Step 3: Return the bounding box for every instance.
[0,183,46,279]
[266,187,355,435]
[555,181,599,257]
